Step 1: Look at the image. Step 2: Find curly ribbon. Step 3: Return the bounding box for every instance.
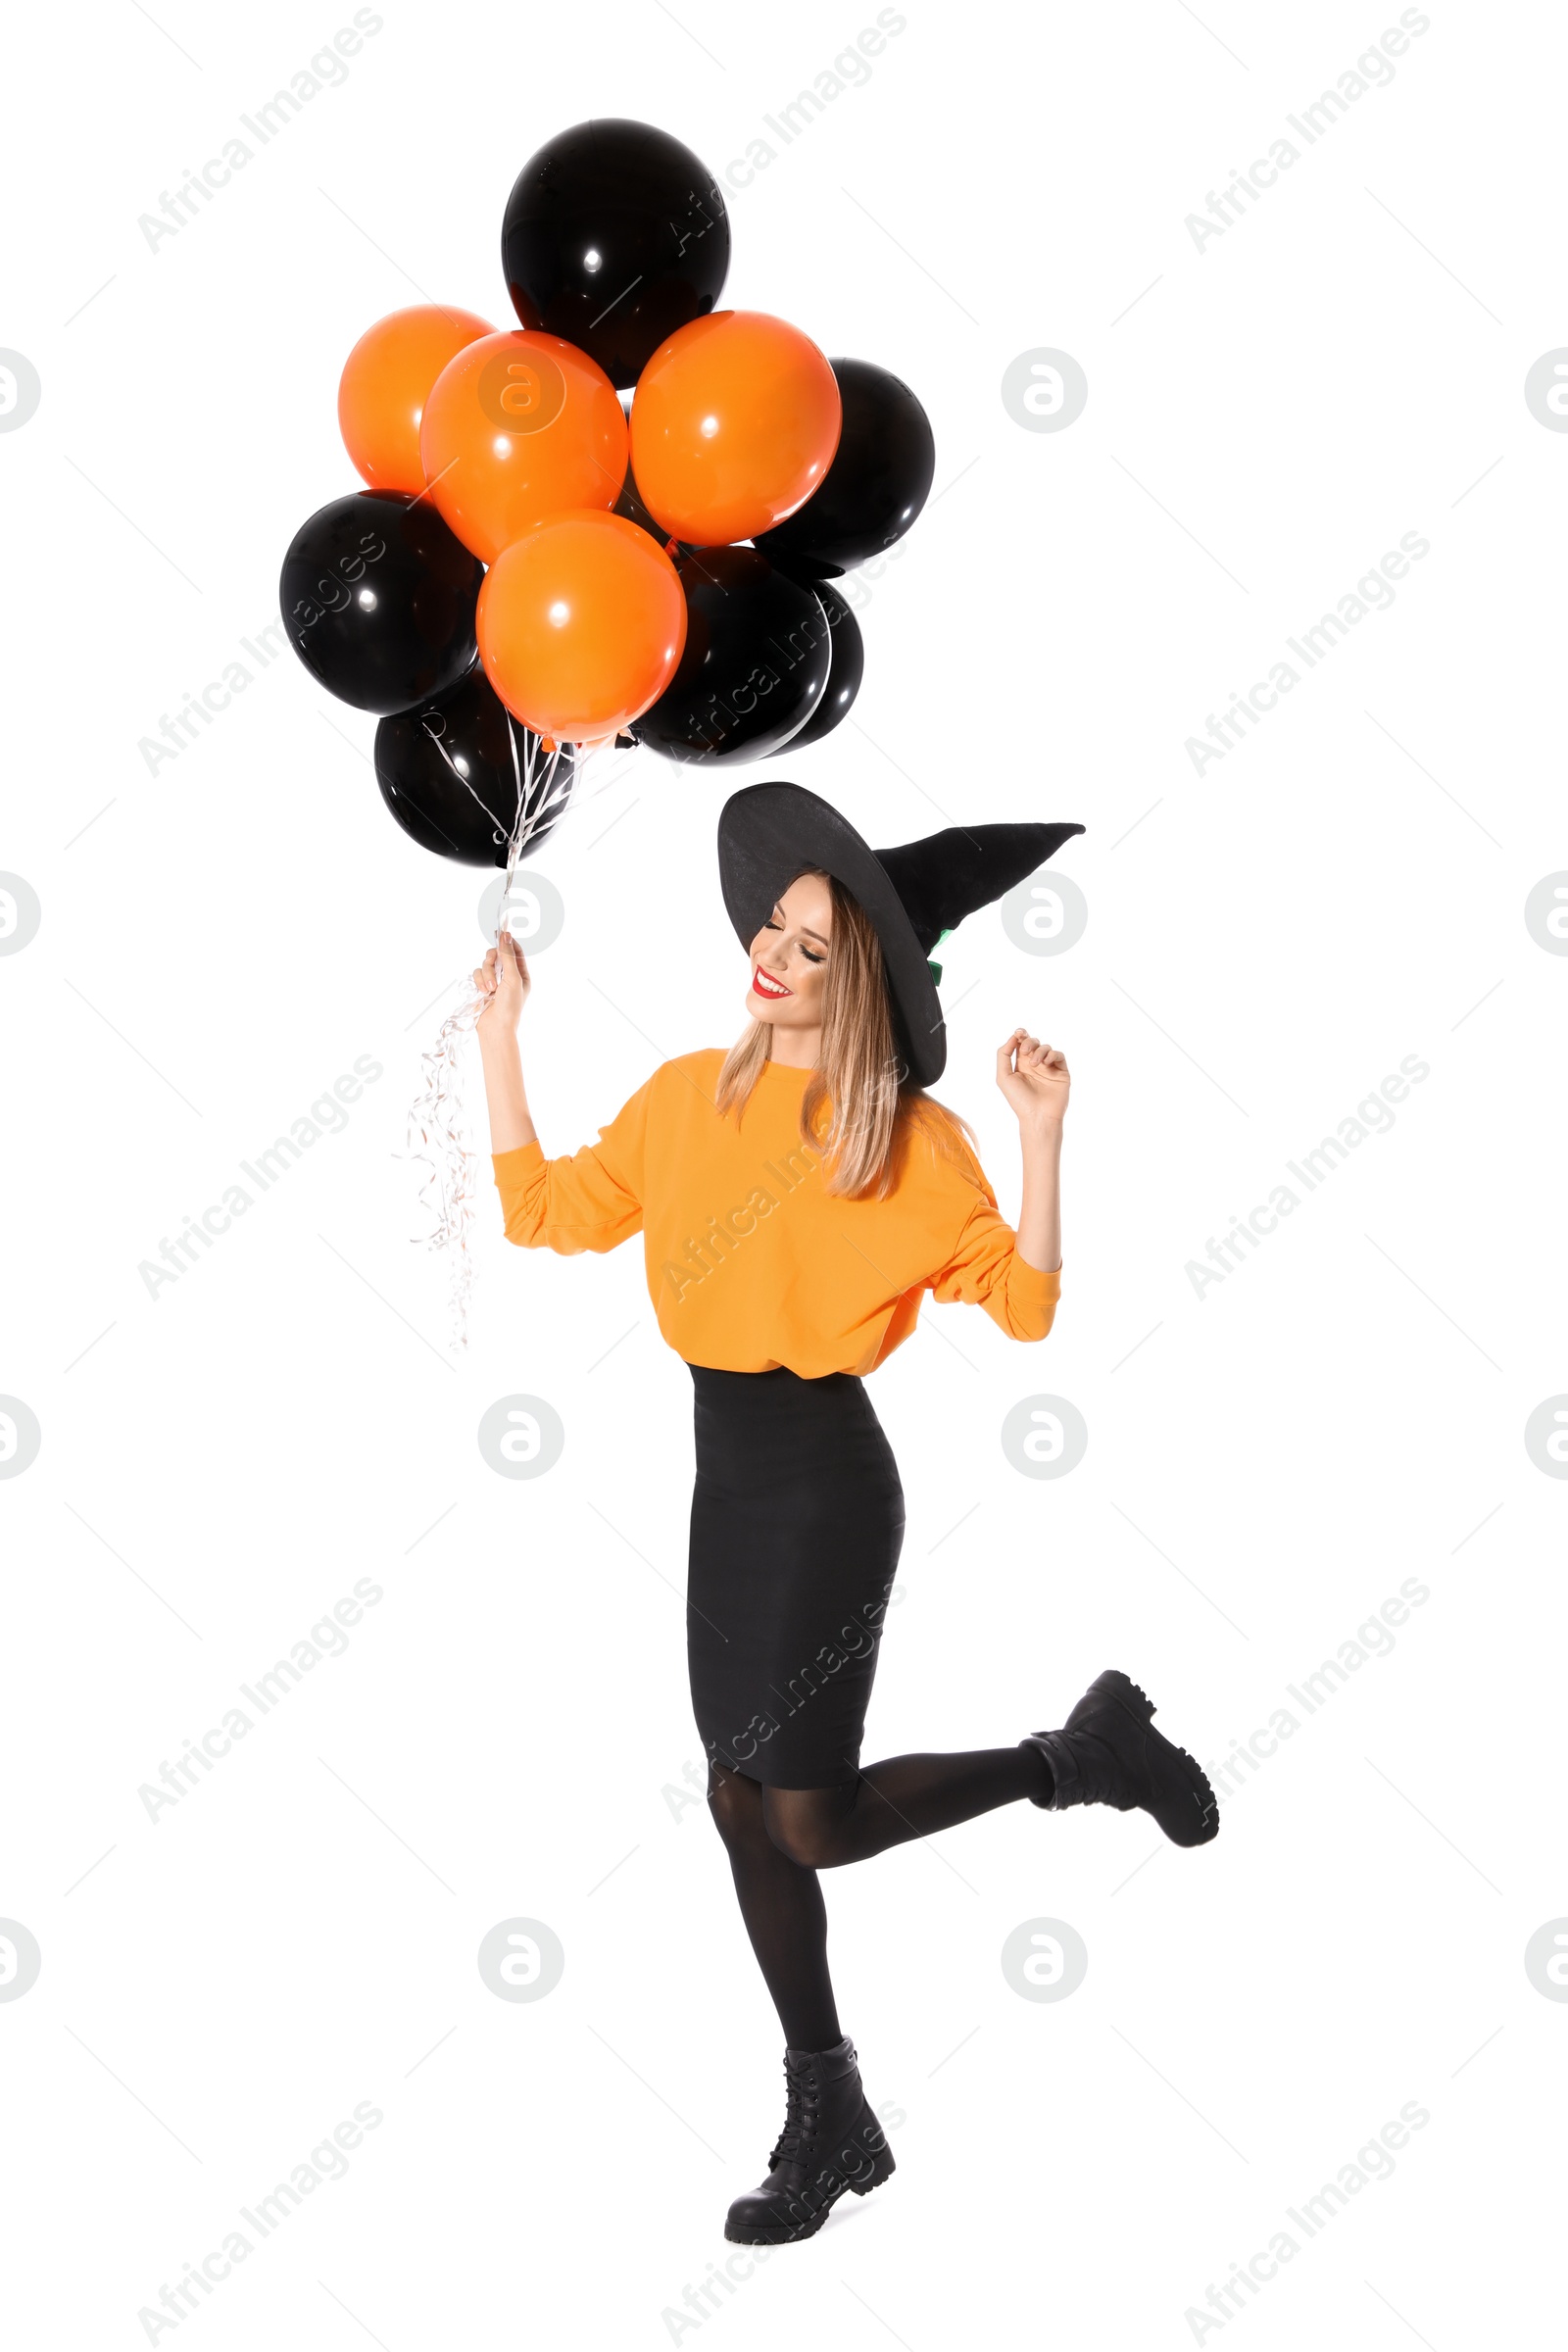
[402,717,578,1352]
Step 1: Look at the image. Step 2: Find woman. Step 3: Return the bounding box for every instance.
[473,782,1218,2246]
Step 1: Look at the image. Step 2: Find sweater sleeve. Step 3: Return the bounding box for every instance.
[924,1128,1060,1342]
[492,1075,652,1255]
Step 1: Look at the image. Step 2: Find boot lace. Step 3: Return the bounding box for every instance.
[1065,1729,1140,1811]
[767,2056,822,2170]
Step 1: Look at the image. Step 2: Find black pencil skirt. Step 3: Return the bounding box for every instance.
[687,1363,906,1788]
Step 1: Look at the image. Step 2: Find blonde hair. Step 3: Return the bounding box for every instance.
[714,866,975,1199]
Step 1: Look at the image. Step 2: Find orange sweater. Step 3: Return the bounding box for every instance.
[492,1051,1060,1378]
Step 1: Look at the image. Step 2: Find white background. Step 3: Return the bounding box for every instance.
[3,1,1564,2344]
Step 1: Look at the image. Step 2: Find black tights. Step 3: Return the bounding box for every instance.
[707,1745,1052,2050]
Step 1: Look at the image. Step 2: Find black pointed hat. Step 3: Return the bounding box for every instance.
[716,782,1085,1086]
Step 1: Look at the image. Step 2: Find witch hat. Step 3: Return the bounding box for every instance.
[716,782,1084,1085]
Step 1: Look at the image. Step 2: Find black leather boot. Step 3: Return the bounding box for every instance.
[1022,1668,1219,1846]
[724,2034,895,2244]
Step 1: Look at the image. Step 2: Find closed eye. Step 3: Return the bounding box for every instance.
[764,910,827,963]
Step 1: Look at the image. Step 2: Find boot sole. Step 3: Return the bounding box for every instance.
[723,2131,896,2243]
[1092,1669,1219,1846]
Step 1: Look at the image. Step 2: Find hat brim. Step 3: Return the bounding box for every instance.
[717,783,954,1085]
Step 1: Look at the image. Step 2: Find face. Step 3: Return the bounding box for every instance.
[746,871,833,1032]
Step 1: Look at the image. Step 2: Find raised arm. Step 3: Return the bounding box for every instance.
[926,1031,1067,1343]
[474,932,537,1152]
[996,1027,1065,1276]
[474,932,648,1255]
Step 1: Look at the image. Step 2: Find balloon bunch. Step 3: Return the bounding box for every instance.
[278,119,937,1352]
[278,117,937,872]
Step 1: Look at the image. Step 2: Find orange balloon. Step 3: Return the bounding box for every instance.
[419,331,627,564]
[630,312,841,548]
[337,305,495,494]
[477,511,687,742]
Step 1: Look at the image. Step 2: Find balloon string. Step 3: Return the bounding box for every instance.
[424,731,512,843]
[400,728,592,1353]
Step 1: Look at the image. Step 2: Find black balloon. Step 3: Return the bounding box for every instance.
[374,669,575,867]
[631,550,829,766]
[615,395,683,548]
[614,459,674,548]
[502,119,730,390]
[754,359,936,579]
[783,583,864,750]
[280,491,480,715]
